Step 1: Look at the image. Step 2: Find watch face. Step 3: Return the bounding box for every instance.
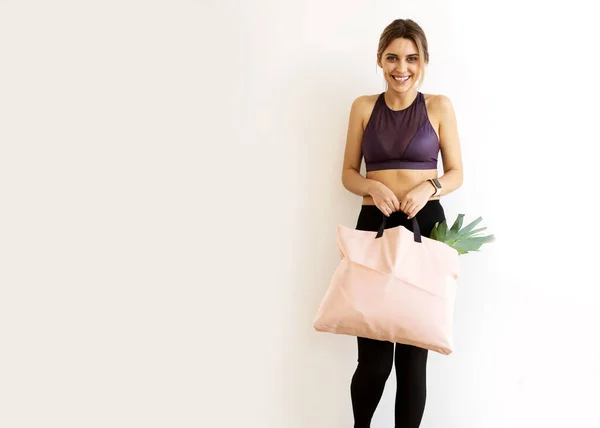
[432,178,441,188]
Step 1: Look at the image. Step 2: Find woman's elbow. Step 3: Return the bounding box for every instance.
[341,168,350,190]
[341,167,358,191]
[454,169,464,188]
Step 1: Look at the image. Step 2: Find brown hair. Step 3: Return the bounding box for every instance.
[377,19,429,89]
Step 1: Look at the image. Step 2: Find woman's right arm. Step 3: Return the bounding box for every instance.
[341,97,400,216]
[341,96,377,196]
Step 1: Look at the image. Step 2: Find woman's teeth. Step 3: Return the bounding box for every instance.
[393,76,410,82]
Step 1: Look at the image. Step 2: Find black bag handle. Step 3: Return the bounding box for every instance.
[375,214,422,243]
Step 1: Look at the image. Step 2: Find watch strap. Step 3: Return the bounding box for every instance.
[428,178,442,196]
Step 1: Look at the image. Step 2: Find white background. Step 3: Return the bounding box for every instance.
[1,1,599,427]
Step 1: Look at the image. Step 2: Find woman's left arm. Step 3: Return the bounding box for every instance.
[403,95,464,219]
[432,94,464,196]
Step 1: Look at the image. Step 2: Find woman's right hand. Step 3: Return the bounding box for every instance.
[368,180,400,217]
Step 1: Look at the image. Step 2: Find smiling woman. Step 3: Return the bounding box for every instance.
[342,21,463,221]
[339,18,465,428]
[379,45,421,91]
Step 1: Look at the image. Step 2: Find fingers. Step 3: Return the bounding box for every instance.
[400,200,409,215]
[380,202,393,217]
[376,192,405,217]
[406,203,423,219]
[377,197,396,217]
[383,185,431,219]
[384,197,397,216]
[400,195,419,217]
[402,197,418,218]
[400,196,411,214]
[382,202,422,219]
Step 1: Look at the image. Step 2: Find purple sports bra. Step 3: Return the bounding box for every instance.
[362,91,439,172]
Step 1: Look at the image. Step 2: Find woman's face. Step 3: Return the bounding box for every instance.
[378,37,422,93]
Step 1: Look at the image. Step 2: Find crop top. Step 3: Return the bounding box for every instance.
[361,91,439,172]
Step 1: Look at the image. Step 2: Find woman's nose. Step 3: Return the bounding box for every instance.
[395,60,408,73]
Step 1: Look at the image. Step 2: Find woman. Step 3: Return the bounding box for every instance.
[341,19,464,428]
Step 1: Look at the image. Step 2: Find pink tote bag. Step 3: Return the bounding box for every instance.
[313,215,460,355]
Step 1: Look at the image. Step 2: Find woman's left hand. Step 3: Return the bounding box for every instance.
[400,181,435,219]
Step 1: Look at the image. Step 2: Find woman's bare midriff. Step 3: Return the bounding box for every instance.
[362,169,440,205]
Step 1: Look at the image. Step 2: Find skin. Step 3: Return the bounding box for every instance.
[341,37,464,219]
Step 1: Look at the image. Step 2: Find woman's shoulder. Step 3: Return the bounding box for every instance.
[350,93,381,117]
[352,93,381,107]
[422,92,454,112]
[349,94,381,130]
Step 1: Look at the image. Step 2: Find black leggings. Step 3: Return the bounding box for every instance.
[350,201,446,428]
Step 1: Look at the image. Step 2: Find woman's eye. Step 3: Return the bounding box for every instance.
[387,57,417,62]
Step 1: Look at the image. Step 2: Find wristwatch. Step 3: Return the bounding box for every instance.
[428,178,442,197]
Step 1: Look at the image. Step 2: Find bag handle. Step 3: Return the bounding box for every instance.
[375,214,422,243]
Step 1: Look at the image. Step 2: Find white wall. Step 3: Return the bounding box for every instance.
[1,1,599,427]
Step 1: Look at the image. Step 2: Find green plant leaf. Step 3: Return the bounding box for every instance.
[437,220,448,242]
[429,214,495,255]
[445,228,458,243]
[468,235,495,245]
[450,214,465,233]
[457,216,483,236]
[461,227,487,237]
[452,234,495,252]
[430,222,439,240]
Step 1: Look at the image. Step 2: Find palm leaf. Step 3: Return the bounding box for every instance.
[437,219,448,242]
[430,222,440,241]
[457,216,483,236]
[429,214,494,255]
[450,213,465,233]
[463,227,487,237]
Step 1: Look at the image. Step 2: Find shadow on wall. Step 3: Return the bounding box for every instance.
[273,56,380,428]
